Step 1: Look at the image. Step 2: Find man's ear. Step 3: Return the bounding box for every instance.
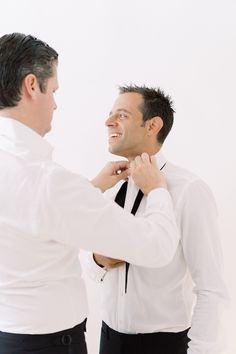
[21,74,39,100]
[146,116,163,136]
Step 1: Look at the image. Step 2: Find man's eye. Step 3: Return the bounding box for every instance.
[119,113,127,119]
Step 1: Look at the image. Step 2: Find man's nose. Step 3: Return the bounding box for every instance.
[105,114,118,127]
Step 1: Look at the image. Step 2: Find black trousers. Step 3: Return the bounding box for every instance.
[0,319,87,354]
[99,322,190,354]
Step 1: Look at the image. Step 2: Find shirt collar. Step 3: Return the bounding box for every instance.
[155,150,167,169]
[0,117,53,161]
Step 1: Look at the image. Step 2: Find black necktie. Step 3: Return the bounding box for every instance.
[114,181,144,293]
[114,162,167,294]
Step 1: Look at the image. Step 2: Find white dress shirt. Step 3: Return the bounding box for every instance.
[82,153,228,354]
[0,117,179,334]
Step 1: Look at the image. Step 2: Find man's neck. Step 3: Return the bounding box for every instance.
[127,146,161,162]
[0,107,25,123]
[0,108,43,137]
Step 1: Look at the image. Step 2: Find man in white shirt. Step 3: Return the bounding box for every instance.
[0,34,180,354]
[83,86,228,354]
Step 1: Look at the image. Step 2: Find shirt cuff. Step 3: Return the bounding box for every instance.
[86,252,108,282]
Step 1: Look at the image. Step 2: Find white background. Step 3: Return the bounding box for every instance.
[1,0,235,353]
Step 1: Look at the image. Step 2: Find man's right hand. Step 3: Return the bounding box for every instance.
[91,161,129,192]
[93,254,125,269]
[130,153,167,195]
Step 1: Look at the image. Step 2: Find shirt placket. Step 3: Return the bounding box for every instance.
[116,180,138,333]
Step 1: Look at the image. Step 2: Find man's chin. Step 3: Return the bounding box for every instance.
[43,124,52,136]
[108,145,118,154]
[108,146,126,158]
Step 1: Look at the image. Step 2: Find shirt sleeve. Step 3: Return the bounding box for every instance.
[179,179,229,354]
[79,250,108,283]
[32,164,180,268]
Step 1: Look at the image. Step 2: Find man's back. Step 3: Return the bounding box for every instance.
[0,117,88,334]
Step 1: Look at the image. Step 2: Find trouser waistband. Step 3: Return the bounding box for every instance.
[100,321,190,354]
[102,321,190,340]
[0,318,87,346]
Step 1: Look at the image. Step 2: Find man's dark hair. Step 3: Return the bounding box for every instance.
[0,33,58,109]
[119,85,175,144]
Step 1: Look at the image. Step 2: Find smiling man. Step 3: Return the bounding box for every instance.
[83,85,228,354]
[107,92,164,158]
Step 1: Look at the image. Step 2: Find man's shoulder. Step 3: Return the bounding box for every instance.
[165,161,213,202]
[165,161,200,185]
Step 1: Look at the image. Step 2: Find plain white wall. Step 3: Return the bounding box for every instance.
[1,0,235,353]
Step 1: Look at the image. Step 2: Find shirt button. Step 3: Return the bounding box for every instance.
[61,334,72,346]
